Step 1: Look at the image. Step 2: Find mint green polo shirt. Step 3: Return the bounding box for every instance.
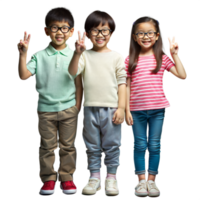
[27,43,76,112]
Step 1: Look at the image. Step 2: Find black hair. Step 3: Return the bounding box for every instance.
[129,16,164,74]
[85,10,115,33]
[45,7,74,27]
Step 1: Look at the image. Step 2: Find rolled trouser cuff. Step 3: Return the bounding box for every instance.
[135,170,146,175]
[90,169,100,173]
[41,174,57,183]
[148,170,158,175]
[107,167,118,174]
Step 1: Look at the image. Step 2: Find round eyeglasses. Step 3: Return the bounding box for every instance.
[135,31,157,39]
[90,29,111,36]
[48,25,71,33]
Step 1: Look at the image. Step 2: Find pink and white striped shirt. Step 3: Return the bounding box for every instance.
[125,55,174,111]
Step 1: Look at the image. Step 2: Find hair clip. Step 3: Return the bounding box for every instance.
[156,20,159,25]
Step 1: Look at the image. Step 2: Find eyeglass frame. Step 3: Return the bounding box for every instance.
[47,25,72,33]
[89,28,112,36]
[135,31,157,39]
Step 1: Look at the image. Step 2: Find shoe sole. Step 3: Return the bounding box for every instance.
[106,190,119,196]
[135,192,148,197]
[39,189,57,195]
[60,188,79,194]
[82,186,101,195]
[148,192,160,197]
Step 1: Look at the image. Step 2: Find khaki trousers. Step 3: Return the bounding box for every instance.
[38,106,78,182]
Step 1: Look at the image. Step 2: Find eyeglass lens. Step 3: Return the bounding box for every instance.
[91,29,110,36]
[51,26,69,33]
[137,31,155,38]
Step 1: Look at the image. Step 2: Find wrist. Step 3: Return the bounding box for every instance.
[74,51,82,56]
[20,53,27,59]
[118,107,125,111]
[125,108,130,113]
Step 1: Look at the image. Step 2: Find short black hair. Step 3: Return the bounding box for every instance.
[85,11,115,33]
[45,7,74,27]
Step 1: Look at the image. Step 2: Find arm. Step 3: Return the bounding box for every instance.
[169,54,189,80]
[125,78,131,112]
[166,35,188,80]
[75,74,83,111]
[16,52,32,81]
[118,83,126,110]
[112,84,126,124]
[68,31,86,76]
[68,52,82,76]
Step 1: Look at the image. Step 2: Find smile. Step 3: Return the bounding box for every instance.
[96,39,105,44]
[142,41,151,45]
[56,37,64,41]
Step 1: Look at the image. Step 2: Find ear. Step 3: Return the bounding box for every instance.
[70,27,76,38]
[42,26,49,37]
[156,32,160,41]
[86,32,90,39]
[133,34,137,42]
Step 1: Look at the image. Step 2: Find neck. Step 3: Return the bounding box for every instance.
[51,42,66,51]
[91,45,112,52]
[139,48,154,56]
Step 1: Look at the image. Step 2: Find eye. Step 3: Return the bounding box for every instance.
[138,32,144,36]
[148,31,154,36]
[102,29,109,34]
[51,26,58,31]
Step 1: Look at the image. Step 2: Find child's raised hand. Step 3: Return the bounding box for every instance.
[75,31,86,54]
[17,32,31,55]
[168,37,178,55]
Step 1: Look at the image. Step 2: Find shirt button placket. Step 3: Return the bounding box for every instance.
[56,53,60,70]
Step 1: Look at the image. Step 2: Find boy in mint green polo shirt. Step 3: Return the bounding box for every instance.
[17,8,82,195]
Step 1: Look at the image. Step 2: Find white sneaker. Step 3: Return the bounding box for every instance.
[105,178,119,196]
[135,180,148,197]
[147,180,160,197]
[82,178,101,195]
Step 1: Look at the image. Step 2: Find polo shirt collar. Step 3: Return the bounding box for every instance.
[46,43,70,57]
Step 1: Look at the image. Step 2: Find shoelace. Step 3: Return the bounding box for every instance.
[44,182,51,187]
[148,182,158,191]
[106,180,116,189]
[63,181,77,187]
[88,180,98,188]
[134,183,146,190]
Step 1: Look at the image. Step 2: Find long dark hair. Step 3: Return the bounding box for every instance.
[129,16,164,74]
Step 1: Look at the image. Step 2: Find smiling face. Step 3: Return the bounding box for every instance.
[45,20,74,50]
[86,22,112,52]
[133,21,159,52]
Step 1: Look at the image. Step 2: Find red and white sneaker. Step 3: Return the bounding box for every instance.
[40,180,55,195]
[60,181,77,194]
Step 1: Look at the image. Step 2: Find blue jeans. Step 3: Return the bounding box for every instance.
[131,108,165,175]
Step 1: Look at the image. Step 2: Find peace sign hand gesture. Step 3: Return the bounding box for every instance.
[15,31,33,55]
[75,31,86,54]
[168,37,179,55]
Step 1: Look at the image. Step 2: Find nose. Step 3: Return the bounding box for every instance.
[97,31,103,37]
[143,33,148,39]
[57,28,63,34]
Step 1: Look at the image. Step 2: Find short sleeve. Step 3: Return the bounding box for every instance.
[163,55,175,72]
[27,55,37,75]
[125,56,131,77]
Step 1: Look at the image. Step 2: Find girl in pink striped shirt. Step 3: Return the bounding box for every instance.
[125,17,186,197]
